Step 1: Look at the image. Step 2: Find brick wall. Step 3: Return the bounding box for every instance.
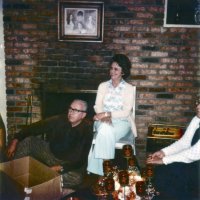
[3,0,200,166]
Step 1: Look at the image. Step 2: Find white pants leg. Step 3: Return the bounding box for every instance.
[87,119,132,175]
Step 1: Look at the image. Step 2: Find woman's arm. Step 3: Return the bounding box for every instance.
[94,82,106,114]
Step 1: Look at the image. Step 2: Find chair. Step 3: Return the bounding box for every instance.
[91,86,136,155]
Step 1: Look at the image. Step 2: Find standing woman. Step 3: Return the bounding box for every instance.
[87,54,137,176]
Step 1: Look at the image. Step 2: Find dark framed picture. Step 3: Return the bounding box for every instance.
[58,0,104,42]
[164,0,200,28]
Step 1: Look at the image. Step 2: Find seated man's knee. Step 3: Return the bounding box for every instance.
[21,136,39,145]
[62,171,83,188]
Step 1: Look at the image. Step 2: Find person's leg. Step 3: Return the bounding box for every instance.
[94,120,131,159]
[94,122,115,159]
[87,122,114,175]
[113,120,132,142]
[15,136,85,191]
[14,136,61,167]
[62,171,83,189]
[154,162,197,200]
[87,120,131,175]
[186,161,200,199]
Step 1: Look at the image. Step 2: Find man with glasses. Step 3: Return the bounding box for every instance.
[147,97,200,200]
[6,99,93,192]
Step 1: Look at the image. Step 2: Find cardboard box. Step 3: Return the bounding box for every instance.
[0,156,62,200]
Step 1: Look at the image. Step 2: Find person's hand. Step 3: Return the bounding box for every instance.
[147,157,164,165]
[50,165,63,172]
[93,112,112,124]
[93,114,100,121]
[146,150,165,165]
[6,139,19,159]
[93,113,105,121]
[149,150,165,159]
[101,116,112,124]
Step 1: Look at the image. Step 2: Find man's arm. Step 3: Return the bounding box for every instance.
[163,141,200,164]
[147,117,200,165]
[6,115,64,159]
[6,120,46,159]
[147,150,165,165]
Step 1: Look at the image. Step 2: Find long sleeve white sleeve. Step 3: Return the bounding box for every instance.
[162,116,200,164]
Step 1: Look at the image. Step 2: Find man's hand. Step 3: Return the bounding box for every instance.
[146,150,165,165]
[147,157,164,165]
[50,165,63,172]
[6,139,19,159]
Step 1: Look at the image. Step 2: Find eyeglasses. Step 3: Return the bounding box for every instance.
[68,107,86,114]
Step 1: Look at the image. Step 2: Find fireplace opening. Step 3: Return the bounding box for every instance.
[42,89,97,120]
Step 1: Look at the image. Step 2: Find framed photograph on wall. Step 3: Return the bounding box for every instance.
[164,0,200,28]
[58,1,104,42]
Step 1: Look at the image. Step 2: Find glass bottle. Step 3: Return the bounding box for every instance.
[127,156,140,176]
[103,160,113,177]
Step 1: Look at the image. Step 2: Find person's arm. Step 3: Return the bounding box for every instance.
[147,142,200,165]
[6,120,46,159]
[12,121,45,141]
[147,116,200,165]
[163,141,200,164]
[93,82,112,123]
[6,115,64,159]
[94,82,106,114]
[162,116,200,156]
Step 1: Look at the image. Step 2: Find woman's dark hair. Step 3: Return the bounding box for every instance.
[111,54,131,79]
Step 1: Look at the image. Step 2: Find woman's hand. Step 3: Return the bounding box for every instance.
[93,112,112,124]
[101,116,112,124]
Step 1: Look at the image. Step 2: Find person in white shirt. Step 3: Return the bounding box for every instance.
[147,97,200,200]
[87,54,137,176]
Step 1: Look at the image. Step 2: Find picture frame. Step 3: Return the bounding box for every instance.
[58,0,104,42]
[164,0,200,28]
